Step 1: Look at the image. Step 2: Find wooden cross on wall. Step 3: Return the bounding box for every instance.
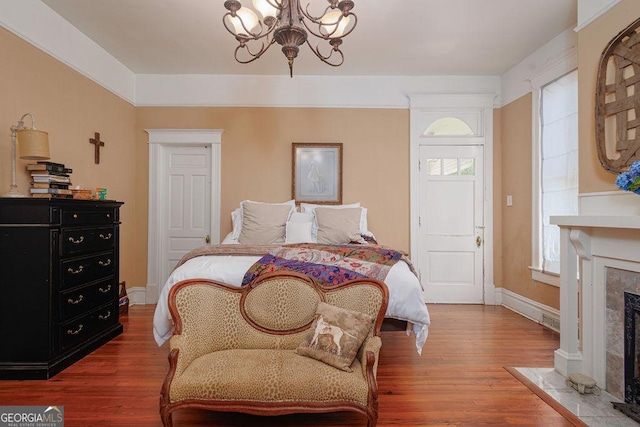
[89,132,105,164]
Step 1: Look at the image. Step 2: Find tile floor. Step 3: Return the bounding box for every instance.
[515,368,639,426]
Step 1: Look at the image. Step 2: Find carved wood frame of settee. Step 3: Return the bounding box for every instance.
[159,271,389,427]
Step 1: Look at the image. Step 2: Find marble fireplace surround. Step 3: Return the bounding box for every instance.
[551,191,640,398]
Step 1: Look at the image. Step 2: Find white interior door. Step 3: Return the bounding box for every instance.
[419,144,484,303]
[161,145,212,285]
[146,129,222,305]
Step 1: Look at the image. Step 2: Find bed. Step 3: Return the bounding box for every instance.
[153,200,431,353]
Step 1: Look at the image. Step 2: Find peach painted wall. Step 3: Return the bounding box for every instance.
[578,0,640,193]
[0,28,140,288]
[134,107,411,272]
[498,94,559,309]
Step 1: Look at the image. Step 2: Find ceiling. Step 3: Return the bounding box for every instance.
[41,0,577,77]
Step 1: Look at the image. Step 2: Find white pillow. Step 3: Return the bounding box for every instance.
[231,208,243,240]
[288,212,314,223]
[285,221,314,243]
[231,200,296,240]
[300,203,371,240]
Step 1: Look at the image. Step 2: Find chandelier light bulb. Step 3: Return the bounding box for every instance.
[320,10,350,38]
[227,6,260,36]
[252,0,278,22]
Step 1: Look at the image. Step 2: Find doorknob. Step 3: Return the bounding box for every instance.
[205,235,211,244]
[476,236,482,248]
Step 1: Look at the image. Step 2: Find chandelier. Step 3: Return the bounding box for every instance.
[223,0,357,77]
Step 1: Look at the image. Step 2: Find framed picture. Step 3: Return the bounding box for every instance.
[292,143,342,204]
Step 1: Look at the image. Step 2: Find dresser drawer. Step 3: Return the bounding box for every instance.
[61,226,115,256]
[60,279,117,321]
[62,208,116,226]
[61,252,115,289]
[59,304,117,351]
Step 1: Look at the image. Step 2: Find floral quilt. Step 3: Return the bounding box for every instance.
[241,243,406,286]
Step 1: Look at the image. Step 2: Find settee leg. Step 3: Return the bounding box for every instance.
[160,410,173,427]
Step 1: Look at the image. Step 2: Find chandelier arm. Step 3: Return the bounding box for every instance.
[266,0,286,10]
[306,40,344,66]
[234,39,277,64]
[299,2,330,22]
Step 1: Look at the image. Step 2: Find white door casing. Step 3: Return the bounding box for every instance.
[419,145,484,303]
[164,145,211,284]
[409,94,495,304]
[146,129,222,304]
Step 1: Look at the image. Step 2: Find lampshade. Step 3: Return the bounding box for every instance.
[17,129,50,160]
[320,11,351,38]
[252,0,277,20]
[227,7,259,36]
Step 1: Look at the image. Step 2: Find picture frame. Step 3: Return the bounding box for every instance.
[292,143,342,204]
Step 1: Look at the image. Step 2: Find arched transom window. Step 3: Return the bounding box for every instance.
[423,117,474,136]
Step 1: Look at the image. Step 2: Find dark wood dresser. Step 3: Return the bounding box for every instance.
[0,198,124,379]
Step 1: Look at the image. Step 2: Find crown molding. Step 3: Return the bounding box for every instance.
[0,1,135,104]
[135,74,501,109]
[500,27,577,107]
[575,0,622,32]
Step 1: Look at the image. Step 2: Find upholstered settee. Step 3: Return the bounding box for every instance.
[159,271,389,427]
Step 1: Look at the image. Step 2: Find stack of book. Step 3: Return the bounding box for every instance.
[28,161,73,199]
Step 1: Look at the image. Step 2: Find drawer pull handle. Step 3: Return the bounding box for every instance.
[106,213,111,218]
[67,295,84,305]
[67,265,84,274]
[67,324,84,335]
[99,233,112,240]
[98,259,112,267]
[98,285,112,293]
[73,214,78,219]
[68,236,85,244]
[98,311,111,320]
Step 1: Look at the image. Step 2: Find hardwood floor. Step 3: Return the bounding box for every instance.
[0,304,573,426]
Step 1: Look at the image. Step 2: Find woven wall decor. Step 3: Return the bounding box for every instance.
[596,17,640,173]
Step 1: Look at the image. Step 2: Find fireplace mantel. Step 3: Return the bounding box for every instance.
[552,215,640,229]
[551,212,640,390]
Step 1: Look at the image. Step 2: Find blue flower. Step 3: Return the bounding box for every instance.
[616,172,633,190]
[630,160,640,178]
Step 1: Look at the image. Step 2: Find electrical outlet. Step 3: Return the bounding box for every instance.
[506,195,513,206]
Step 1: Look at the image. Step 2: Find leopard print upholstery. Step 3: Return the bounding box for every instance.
[171,349,369,404]
[161,272,389,427]
[243,276,321,331]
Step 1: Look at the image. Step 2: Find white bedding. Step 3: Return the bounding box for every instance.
[153,252,431,354]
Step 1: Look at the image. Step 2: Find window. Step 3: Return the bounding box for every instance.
[426,158,475,176]
[535,69,578,278]
[423,117,474,136]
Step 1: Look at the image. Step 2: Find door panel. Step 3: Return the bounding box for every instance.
[419,145,483,303]
[162,146,211,285]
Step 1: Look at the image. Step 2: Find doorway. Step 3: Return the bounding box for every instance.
[146,129,222,303]
[418,144,484,303]
[409,94,495,304]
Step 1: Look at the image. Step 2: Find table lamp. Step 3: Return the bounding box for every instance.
[2,113,50,198]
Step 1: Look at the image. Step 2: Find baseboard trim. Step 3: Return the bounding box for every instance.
[498,288,560,332]
[127,286,147,306]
